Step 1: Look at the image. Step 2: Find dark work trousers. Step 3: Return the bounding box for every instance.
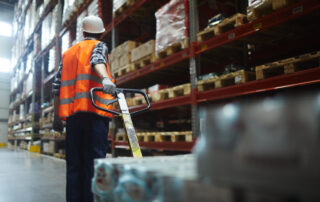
[66,112,110,202]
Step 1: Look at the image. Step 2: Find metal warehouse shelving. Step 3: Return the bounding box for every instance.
[8,0,320,155]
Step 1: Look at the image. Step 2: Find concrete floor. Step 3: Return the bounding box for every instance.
[0,148,66,202]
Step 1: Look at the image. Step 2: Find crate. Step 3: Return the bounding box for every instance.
[255,51,320,80]
[197,13,247,42]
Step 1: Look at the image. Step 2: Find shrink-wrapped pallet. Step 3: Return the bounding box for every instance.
[195,90,320,198]
[92,155,197,202]
[41,5,58,50]
[48,47,56,73]
[155,0,188,56]
[61,31,71,54]
[63,0,78,24]
[88,0,99,16]
[76,11,87,42]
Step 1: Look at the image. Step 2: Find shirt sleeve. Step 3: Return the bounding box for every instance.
[52,63,62,96]
[90,42,108,72]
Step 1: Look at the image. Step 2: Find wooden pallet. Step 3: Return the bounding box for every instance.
[132,96,146,106]
[157,38,189,59]
[113,64,134,78]
[115,133,127,142]
[197,77,219,92]
[113,0,135,17]
[247,0,296,21]
[54,153,65,159]
[256,51,320,80]
[132,54,156,69]
[197,13,247,42]
[215,70,256,88]
[149,83,190,103]
[168,83,191,98]
[140,131,193,143]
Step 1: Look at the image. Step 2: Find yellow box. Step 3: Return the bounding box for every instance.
[29,145,41,153]
[0,143,5,147]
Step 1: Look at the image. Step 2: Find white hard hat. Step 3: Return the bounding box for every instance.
[82,16,105,34]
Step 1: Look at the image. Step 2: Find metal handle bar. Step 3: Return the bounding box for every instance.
[90,87,151,116]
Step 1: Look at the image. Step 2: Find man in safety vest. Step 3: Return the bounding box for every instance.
[52,16,115,202]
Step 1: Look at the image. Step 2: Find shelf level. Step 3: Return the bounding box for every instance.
[128,67,320,110]
[195,0,320,55]
[197,67,320,103]
[114,141,196,152]
[115,0,319,87]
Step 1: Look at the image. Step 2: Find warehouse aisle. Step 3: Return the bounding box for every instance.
[0,148,66,202]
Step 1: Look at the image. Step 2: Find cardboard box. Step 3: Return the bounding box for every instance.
[120,40,137,55]
[119,53,131,67]
[131,40,155,62]
[111,59,120,72]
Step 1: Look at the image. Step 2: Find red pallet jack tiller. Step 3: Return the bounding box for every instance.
[90,87,150,158]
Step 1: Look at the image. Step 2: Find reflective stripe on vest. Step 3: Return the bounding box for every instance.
[59,40,114,119]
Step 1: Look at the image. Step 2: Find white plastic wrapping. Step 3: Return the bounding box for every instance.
[61,31,70,54]
[48,47,56,73]
[41,5,58,50]
[155,0,188,56]
[88,0,99,16]
[76,11,87,42]
[92,155,196,202]
[113,0,127,13]
[63,0,78,24]
[194,91,320,196]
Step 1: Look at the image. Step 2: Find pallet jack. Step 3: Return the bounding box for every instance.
[90,87,150,158]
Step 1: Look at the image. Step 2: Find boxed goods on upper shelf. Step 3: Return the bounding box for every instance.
[155,0,188,57]
[48,47,56,73]
[61,31,71,54]
[41,4,59,50]
[24,0,36,40]
[110,40,137,76]
[88,0,99,16]
[131,40,155,63]
[76,11,86,42]
[63,0,87,25]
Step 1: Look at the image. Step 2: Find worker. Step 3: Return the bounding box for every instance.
[52,16,115,202]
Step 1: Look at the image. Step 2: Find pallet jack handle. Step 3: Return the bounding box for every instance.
[90,87,151,116]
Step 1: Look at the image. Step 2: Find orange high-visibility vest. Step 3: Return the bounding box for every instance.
[59,40,114,119]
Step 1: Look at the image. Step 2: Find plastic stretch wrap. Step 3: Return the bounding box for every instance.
[48,48,56,73]
[63,0,78,24]
[88,0,99,16]
[155,0,187,56]
[113,0,127,13]
[195,90,320,197]
[76,11,87,42]
[41,5,58,50]
[61,31,70,54]
[92,155,196,202]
